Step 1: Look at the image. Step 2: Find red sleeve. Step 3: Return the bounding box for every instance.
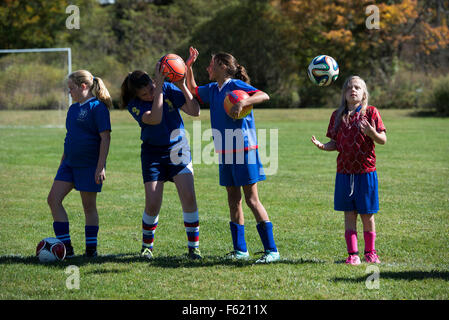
[194,87,205,105]
[326,110,338,140]
[367,106,386,133]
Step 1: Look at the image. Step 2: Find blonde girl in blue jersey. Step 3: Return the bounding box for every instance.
[185,47,280,263]
[47,70,112,258]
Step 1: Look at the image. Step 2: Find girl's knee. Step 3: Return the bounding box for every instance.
[245,198,256,211]
[145,201,162,216]
[47,193,61,208]
[182,191,197,209]
[245,194,260,211]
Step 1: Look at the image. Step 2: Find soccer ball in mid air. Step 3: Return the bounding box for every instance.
[307,55,339,86]
[36,237,66,263]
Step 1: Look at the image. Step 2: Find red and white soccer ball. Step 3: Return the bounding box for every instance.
[36,237,66,262]
[223,90,253,119]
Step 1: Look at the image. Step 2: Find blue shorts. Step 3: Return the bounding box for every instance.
[141,143,193,183]
[55,160,102,193]
[334,171,379,214]
[219,149,266,187]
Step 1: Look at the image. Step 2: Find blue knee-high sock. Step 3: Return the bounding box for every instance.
[256,221,277,252]
[85,225,99,251]
[53,221,71,247]
[229,221,247,252]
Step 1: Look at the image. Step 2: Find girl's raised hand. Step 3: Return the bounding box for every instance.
[186,47,199,68]
[174,75,187,89]
[311,136,325,150]
[154,62,165,86]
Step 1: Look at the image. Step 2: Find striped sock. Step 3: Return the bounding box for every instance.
[256,221,278,252]
[142,212,158,250]
[85,225,99,252]
[183,210,199,249]
[53,221,71,247]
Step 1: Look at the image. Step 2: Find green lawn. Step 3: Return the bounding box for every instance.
[0,109,448,300]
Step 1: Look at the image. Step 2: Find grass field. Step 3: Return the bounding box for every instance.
[0,109,448,301]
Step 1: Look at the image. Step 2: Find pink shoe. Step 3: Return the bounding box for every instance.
[364,251,381,263]
[345,254,361,265]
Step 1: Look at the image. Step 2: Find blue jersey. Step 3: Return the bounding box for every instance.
[195,79,259,154]
[63,97,111,167]
[128,82,186,148]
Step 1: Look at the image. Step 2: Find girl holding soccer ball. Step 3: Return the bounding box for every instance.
[47,70,112,258]
[185,47,280,263]
[311,75,387,265]
[120,62,202,260]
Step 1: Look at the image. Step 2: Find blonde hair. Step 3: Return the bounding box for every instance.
[333,75,369,133]
[68,70,113,109]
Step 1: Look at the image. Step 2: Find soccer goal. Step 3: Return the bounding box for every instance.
[0,48,72,112]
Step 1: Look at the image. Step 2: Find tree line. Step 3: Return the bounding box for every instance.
[1,0,448,112]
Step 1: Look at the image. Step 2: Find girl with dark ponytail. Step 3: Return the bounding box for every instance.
[120,62,202,260]
[185,47,280,264]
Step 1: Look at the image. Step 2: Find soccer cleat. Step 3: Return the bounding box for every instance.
[225,250,250,260]
[188,247,202,260]
[65,244,75,259]
[255,250,280,264]
[364,251,381,264]
[345,254,361,265]
[84,248,97,258]
[141,247,153,260]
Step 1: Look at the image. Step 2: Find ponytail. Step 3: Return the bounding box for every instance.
[92,76,113,109]
[235,64,250,84]
[213,52,251,84]
[68,70,113,109]
[120,73,132,109]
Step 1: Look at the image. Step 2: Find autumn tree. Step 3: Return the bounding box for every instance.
[0,0,68,49]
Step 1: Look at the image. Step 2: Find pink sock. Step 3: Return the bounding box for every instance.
[364,231,376,253]
[345,230,358,254]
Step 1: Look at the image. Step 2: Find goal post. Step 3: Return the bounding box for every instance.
[0,47,72,108]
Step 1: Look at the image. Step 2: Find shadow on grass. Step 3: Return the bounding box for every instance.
[0,253,144,269]
[332,270,449,283]
[0,254,325,269]
[409,110,448,118]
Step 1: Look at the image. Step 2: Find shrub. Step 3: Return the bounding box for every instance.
[0,57,67,110]
[425,74,449,116]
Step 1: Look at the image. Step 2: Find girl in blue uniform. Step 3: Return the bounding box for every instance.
[185,47,280,263]
[47,70,112,258]
[120,62,202,260]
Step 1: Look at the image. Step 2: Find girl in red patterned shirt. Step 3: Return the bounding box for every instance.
[311,76,387,265]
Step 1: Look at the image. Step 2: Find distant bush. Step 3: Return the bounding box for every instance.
[424,74,449,116]
[0,56,67,110]
[368,68,427,109]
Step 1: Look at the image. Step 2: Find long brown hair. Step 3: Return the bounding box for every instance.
[213,52,251,84]
[333,75,369,134]
[69,70,113,109]
[120,70,152,109]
